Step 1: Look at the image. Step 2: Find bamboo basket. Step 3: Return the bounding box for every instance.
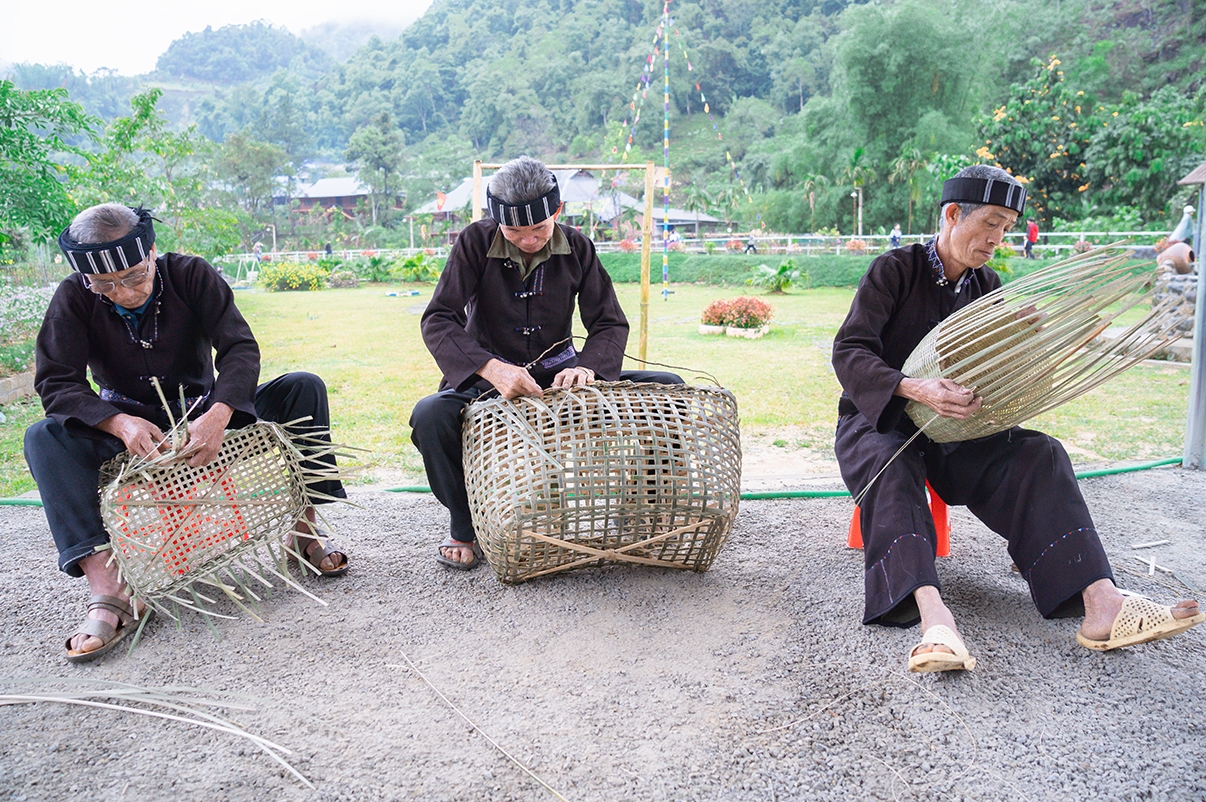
[462,381,742,584]
[99,421,345,621]
[902,245,1187,443]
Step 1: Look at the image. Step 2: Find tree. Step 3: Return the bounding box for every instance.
[345,112,406,226]
[1084,87,1205,221]
[72,89,231,258]
[0,80,97,247]
[799,173,829,233]
[216,132,291,216]
[977,56,1101,225]
[889,149,929,235]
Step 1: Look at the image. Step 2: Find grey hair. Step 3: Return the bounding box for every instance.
[939,164,1022,232]
[69,203,139,244]
[490,156,555,204]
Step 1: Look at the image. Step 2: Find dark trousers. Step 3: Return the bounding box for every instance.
[410,371,684,542]
[25,372,345,577]
[835,413,1113,627]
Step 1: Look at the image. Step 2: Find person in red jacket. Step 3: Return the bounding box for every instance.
[1024,217,1039,259]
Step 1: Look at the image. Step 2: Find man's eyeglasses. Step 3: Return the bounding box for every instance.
[84,264,153,294]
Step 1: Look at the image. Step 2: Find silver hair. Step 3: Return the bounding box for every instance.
[939,164,1022,232]
[490,156,555,204]
[69,203,139,244]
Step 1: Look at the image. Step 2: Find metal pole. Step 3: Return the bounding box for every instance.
[471,160,483,222]
[1185,188,1206,468]
[857,187,863,238]
[408,216,414,249]
[639,162,655,366]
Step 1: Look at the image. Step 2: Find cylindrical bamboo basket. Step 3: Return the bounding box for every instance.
[463,381,742,583]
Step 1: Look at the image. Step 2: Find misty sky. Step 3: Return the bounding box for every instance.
[0,0,434,75]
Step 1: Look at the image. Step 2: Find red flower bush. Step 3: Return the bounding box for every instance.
[726,296,773,328]
[619,238,638,252]
[700,299,733,326]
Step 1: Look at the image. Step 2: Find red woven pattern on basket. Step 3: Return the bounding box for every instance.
[110,470,249,576]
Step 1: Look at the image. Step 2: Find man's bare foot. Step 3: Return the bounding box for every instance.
[69,551,135,655]
[1079,578,1200,642]
[912,585,960,657]
[440,540,477,565]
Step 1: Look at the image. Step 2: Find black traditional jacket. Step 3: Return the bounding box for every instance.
[832,244,1000,433]
[34,253,260,431]
[421,219,629,391]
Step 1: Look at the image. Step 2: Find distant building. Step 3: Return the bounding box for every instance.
[293,177,404,216]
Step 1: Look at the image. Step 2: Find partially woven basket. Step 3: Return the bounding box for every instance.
[902,245,1185,442]
[100,421,339,620]
[462,381,741,584]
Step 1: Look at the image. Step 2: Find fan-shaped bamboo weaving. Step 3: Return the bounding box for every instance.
[99,421,343,621]
[902,245,1188,442]
[462,381,741,584]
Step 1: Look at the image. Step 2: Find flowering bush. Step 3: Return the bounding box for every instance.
[1073,240,1093,253]
[726,239,744,251]
[700,299,733,326]
[845,238,868,254]
[1154,237,1171,253]
[619,238,638,252]
[0,283,55,376]
[726,296,773,328]
[328,271,360,288]
[259,261,329,291]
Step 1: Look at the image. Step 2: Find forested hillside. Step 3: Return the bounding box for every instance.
[5,0,1206,256]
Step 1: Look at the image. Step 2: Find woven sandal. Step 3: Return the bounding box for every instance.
[289,530,349,577]
[65,594,152,664]
[1077,592,1206,652]
[436,537,483,571]
[907,624,977,673]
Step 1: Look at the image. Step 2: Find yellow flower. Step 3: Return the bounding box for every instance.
[1051,116,1060,121]
[1078,183,1089,192]
[976,146,996,160]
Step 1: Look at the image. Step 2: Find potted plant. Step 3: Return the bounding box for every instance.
[699,299,731,335]
[725,296,773,339]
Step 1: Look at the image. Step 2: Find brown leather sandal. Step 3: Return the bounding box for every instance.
[289,530,349,577]
[65,595,152,664]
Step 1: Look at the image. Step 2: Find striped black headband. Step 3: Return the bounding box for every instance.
[941,177,1027,215]
[486,175,561,227]
[57,207,156,275]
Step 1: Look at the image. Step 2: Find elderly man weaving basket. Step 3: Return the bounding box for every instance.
[412,156,681,570]
[832,165,1202,672]
[25,203,350,663]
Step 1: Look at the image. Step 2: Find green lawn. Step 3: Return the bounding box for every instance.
[0,281,1191,496]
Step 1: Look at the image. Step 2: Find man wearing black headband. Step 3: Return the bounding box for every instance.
[831,165,1200,672]
[25,203,350,663]
[412,156,681,570]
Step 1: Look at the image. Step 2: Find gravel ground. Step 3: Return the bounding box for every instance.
[2,466,1205,801]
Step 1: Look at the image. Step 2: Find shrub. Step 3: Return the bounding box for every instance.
[396,253,443,283]
[353,254,397,283]
[748,259,802,293]
[700,298,733,325]
[845,239,868,254]
[726,239,744,251]
[727,296,773,328]
[329,271,360,288]
[259,261,329,291]
[1073,240,1093,253]
[619,238,638,252]
[0,283,54,376]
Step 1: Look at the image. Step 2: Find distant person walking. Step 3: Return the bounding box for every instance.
[744,229,758,254]
[889,224,902,249]
[1025,218,1039,259]
[253,242,263,263]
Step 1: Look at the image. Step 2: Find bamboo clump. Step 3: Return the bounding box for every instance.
[902,244,1188,443]
[462,381,742,584]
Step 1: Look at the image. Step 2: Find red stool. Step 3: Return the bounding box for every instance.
[847,480,951,558]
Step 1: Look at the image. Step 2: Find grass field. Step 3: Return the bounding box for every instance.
[0,280,1191,497]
